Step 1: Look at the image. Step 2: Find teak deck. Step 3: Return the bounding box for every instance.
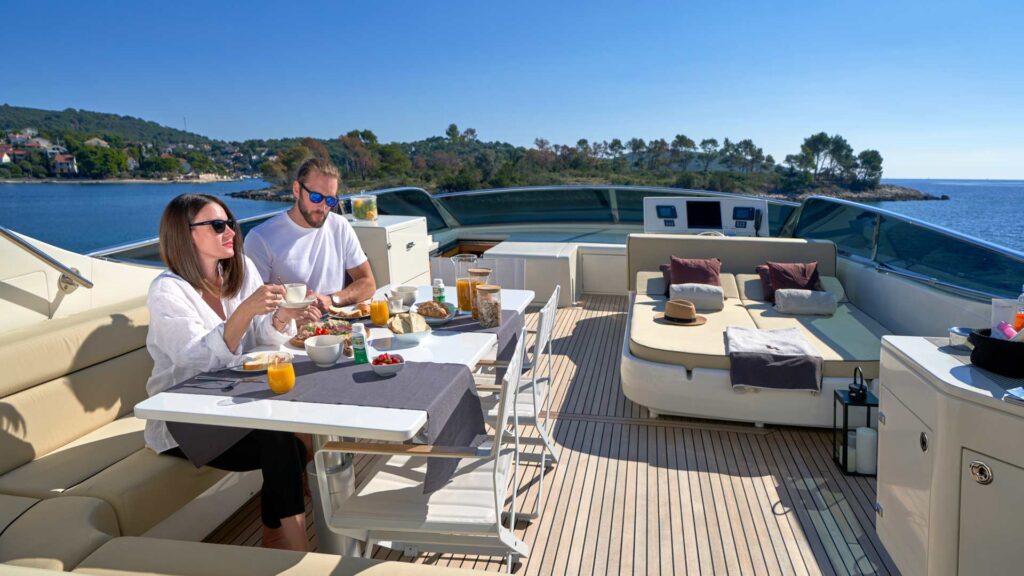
[206,295,897,575]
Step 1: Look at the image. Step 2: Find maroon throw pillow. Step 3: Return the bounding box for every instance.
[659,264,671,297]
[670,256,721,287]
[766,262,824,302]
[755,264,773,301]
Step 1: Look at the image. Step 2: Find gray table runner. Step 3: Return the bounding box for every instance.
[441,310,524,381]
[166,359,484,492]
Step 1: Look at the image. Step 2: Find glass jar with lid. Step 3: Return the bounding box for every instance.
[351,194,378,221]
[468,268,492,319]
[475,285,502,328]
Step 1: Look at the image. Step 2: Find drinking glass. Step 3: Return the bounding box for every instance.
[370,296,390,326]
[267,354,295,394]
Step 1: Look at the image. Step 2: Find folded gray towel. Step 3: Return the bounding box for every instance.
[774,289,838,316]
[669,283,724,311]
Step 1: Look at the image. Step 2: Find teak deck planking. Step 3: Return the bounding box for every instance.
[206,295,897,575]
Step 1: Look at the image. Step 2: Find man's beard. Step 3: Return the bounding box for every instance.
[298,203,328,228]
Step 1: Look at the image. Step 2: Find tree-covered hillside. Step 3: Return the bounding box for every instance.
[0,104,213,147]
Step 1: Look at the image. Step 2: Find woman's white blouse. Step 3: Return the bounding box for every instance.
[143,256,296,453]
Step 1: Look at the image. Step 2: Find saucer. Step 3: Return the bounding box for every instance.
[279,298,316,309]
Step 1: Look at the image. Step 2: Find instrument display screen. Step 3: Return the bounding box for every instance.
[732,206,757,220]
[686,201,723,229]
[655,205,678,219]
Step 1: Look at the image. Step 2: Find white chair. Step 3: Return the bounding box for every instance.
[475,286,560,520]
[313,326,530,571]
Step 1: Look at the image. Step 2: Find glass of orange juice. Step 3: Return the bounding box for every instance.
[267,353,295,394]
[370,296,390,326]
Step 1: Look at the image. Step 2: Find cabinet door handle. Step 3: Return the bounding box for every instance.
[406,241,415,250]
[969,461,993,485]
[878,411,885,425]
[919,431,929,452]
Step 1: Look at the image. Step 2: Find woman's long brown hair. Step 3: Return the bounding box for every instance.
[158,194,244,298]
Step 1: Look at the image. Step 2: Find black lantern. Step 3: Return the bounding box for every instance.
[832,366,879,476]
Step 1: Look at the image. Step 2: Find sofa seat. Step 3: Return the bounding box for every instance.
[629,294,757,371]
[0,297,149,400]
[66,449,226,537]
[744,303,890,379]
[72,537,493,576]
[0,496,118,572]
[0,494,38,535]
[0,417,144,500]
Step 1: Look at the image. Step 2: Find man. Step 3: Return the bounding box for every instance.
[246,157,376,312]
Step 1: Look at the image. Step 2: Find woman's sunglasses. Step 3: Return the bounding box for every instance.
[189,219,236,234]
[299,181,340,208]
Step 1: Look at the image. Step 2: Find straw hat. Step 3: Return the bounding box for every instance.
[655,299,707,326]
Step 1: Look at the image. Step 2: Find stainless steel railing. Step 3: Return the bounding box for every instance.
[0,224,93,292]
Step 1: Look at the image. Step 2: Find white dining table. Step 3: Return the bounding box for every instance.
[133,286,533,554]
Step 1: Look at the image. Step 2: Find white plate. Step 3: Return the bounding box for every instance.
[330,304,370,319]
[279,298,316,309]
[231,352,271,373]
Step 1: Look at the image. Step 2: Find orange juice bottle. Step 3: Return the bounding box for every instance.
[267,357,295,394]
[370,298,389,326]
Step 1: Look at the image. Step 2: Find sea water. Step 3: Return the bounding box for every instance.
[874,179,1024,253]
[0,179,284,253]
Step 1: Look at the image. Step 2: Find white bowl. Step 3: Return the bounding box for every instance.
[393,285,419,307]
[390,329,431,344]
[370,354,405,376]
[304,335,343,367]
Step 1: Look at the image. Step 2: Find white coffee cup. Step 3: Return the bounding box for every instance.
[284,283,307,303]
[394,285,418,307]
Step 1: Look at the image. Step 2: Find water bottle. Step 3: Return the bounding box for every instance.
[351,324,368,365]
[432,278,446,304]
[1015,283,1024,331]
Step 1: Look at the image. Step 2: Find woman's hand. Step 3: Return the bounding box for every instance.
[241,283,286,317]
[274,303,320,330]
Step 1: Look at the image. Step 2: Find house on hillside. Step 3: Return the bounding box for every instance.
[45,145,68,159]
[52,154,78,175]
[7,133,29,145]
[126,155,139,171]
[84,137,110,148]
[0,152,11,164]
[23,128,38,137]
[10,150,30,162]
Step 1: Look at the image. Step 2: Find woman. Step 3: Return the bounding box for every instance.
[144,193,319,551]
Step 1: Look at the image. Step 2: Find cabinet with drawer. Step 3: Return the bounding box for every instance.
[350,215,433,287]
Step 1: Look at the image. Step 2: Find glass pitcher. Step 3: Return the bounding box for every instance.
[451,254,478,312]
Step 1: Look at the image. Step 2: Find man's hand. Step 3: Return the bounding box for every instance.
[308,291,333,315]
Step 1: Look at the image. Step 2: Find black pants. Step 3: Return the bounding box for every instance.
[164,429,306,528]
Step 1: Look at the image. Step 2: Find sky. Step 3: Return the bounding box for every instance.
[2,0,1022,179]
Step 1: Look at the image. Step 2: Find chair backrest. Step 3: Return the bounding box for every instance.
[491,326,528,457]
[535,285,560,356]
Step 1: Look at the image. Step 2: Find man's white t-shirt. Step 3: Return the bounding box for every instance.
[245,211,368,295]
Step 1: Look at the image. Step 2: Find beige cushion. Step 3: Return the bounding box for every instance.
[0,496,118,571]
[736,274,847,303]
[332,451,513,534]
[636,271,741,299]
[629,295,757,370]
[0,417,144,500]
[74,536,493,576]
[67,449,226,536]
[0,297,148,399]
[0,349,152,476]
[627,235,836,291]
[745,303,890,379]
[0,494,38,535]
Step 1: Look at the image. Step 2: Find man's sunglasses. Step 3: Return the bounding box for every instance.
[299,181,340,208]
[189,219,236,233]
